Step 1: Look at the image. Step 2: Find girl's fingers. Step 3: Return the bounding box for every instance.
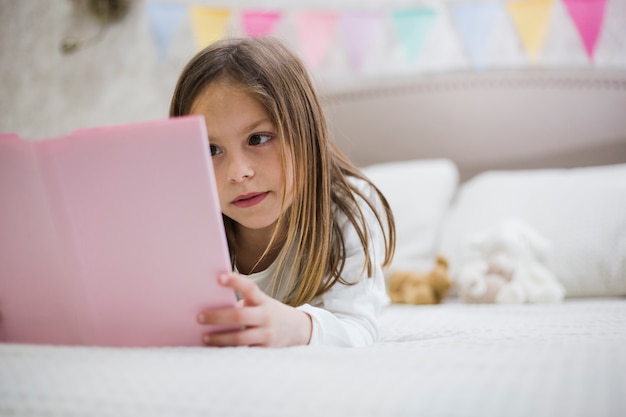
[218,273,266,305]
[196,273,277,346]
[197,305,265,327]
[203,327,267,347]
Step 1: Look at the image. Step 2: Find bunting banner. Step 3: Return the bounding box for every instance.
[146,2,187,60]
[451,1,503,70]
[507,0,554,62]
[295,12,337,70]
[392,8,437,64]
[143,1,619,72]
[190,7,230,51]
[339,12,383,71]
[241,11,282,38]
[563,0,607,59]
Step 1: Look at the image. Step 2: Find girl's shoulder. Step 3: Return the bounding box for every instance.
[343,175,378,202]
[334,175,389,271]
[336,175,385,229]
[347,175,385,212]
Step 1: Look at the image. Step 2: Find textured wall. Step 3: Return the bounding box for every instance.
[1,0,191,139]
[1,0,625,139]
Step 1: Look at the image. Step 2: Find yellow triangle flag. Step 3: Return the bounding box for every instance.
[190,7,231,51]
[507,0,553,62]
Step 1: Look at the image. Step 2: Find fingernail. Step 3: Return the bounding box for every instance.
[197,313,205,323]
[218,273,228,285]
[203,334,210,345]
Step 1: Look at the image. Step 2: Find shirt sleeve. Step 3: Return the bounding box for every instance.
[296,179,390,347]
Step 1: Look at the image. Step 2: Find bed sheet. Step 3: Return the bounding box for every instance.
[1,298,625,417]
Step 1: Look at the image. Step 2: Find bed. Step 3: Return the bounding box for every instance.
[1,69,625,416]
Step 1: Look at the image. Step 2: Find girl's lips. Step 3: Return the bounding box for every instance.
[232,192,269,208]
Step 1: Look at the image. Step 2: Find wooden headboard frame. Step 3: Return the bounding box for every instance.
[321,70,626,181]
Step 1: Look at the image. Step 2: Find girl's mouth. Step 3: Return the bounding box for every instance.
[232,192,269,208]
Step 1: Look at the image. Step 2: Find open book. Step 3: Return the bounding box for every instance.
[0,116,236,347]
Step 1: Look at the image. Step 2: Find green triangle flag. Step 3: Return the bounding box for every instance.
[392,8,437,63]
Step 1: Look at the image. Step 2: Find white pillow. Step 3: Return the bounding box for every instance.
[438,163,626,298]
[361,159,459,275]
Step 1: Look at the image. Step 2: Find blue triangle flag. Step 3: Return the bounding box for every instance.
[146,2,187,61]
[450,1,503,70]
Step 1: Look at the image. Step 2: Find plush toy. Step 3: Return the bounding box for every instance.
[387,255,452,304]
[457,218,565,304]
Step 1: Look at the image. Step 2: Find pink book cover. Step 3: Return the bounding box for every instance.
[0,116,236,347]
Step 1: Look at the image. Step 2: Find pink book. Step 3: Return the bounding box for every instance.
[0,116,237,347]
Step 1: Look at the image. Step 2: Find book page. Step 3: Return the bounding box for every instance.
[0,134,88,344]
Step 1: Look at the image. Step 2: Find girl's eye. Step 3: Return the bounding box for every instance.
[209,144,222,157]
[249,134,272,146]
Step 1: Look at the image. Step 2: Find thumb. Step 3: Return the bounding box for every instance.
[219,273,266,306]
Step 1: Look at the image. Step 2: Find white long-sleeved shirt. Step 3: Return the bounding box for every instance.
[240,178,390,347]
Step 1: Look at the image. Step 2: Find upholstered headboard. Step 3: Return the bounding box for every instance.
[321,70,626,181]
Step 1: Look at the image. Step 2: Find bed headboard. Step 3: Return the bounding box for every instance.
[321,70,626,181]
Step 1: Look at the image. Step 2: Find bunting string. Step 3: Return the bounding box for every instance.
[145,0,620,74]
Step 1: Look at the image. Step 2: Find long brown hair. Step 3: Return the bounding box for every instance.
[170,37,395,306]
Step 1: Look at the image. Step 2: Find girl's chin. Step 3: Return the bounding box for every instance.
[232,217,281,232]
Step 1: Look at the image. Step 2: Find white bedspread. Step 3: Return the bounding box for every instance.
[1,299,625,417]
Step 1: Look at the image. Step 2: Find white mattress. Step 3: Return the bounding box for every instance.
[1,298,625,417]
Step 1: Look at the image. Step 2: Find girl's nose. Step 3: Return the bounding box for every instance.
[227,153,254,183]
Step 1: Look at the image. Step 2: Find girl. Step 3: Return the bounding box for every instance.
[170,37,395,348]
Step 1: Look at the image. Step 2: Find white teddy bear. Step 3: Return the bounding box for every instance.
[457,218,566,304]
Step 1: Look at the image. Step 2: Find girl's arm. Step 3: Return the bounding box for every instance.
[295,178,389,347]
[196,228,387,348]
[296,200,389,347]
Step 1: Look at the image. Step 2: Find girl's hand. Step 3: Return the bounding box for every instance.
[196,272,312,347]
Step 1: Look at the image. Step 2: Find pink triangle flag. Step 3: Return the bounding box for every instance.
[563,0,607,59]
[241,11,282,38]
[295,12,337,70]
[339,12,383,71]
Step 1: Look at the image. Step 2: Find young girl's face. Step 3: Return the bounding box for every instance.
[190,82,294,233]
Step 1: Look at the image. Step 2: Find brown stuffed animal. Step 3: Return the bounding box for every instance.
[387,255,452,304]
